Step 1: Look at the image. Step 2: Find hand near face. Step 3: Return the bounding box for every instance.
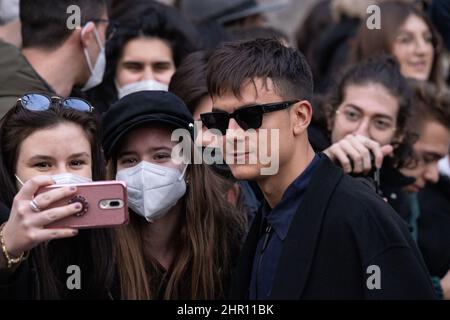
[324,134,393,174]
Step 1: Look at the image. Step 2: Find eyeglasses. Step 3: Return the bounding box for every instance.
[91,19,118,42]
[335,108,396,132]
[200,100,299,135]
[16,93,94,113]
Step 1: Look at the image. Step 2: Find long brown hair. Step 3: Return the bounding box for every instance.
[350,1,444,85]
[109,146,246,299]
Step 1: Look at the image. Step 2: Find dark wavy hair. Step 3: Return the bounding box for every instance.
[401,79,450,169]
[87,1,200,112]
[326,55,415,168]
[0,101,115,299]
[407,79,450,136]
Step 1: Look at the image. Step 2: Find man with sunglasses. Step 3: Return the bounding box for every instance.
[204,38,436,299]
[0,0,112,117]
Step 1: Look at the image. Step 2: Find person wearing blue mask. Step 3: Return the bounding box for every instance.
[102,90,246,299]
[0,0,113,117]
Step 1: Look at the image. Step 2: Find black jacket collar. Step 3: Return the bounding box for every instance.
[229,153,344,299]
[380,157,415,188]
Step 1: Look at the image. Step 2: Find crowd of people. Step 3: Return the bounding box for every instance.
[0,0,449,300]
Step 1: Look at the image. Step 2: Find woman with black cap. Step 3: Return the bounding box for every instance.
[102,90,246,299]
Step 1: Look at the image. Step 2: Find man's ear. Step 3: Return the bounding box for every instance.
[292,100,313,136]
[79,21,95,48]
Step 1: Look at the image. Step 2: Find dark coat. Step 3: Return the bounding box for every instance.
[308,123,414,219]
[229,154,436,299]
[378,158,415,221]
[0,204,34,299]
[0,202,9,224]
[417,175,450,279]
[429,0,450,51]
[1,201,114,300]
[0,40,53,118]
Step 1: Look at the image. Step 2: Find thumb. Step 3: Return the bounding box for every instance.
[381,145,394,157]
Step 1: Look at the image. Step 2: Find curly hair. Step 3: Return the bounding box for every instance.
[326,54,415,168]
[86,2,200,112]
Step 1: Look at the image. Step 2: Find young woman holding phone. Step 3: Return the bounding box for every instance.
[0,93,115,299]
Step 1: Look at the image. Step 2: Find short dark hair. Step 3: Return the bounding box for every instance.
[229,26,288,44]
[207,38,314,101]
[109,1,199,68]
[85,1,200,112]
[20,0,107,49]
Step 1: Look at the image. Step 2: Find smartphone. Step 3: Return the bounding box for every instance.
[35,181,129,229]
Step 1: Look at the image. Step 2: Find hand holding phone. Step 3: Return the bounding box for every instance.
[36,181,129,229]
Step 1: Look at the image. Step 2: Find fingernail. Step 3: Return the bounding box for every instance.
[72,230,78,235]
[74,203,82,209]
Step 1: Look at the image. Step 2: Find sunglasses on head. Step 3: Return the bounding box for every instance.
[200,100,299,135]
[16,93,94,113]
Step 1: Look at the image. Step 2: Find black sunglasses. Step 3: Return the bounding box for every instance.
[16,93,94,113]
[200,100,299,135]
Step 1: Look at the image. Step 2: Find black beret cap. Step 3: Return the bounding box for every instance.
[102,91,194,159]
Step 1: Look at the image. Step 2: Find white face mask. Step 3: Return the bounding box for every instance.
[115,79,169,99]
[50,173,92,185]
[15,173,92,188]
[116,161,187,223]
[81,24,106,91]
